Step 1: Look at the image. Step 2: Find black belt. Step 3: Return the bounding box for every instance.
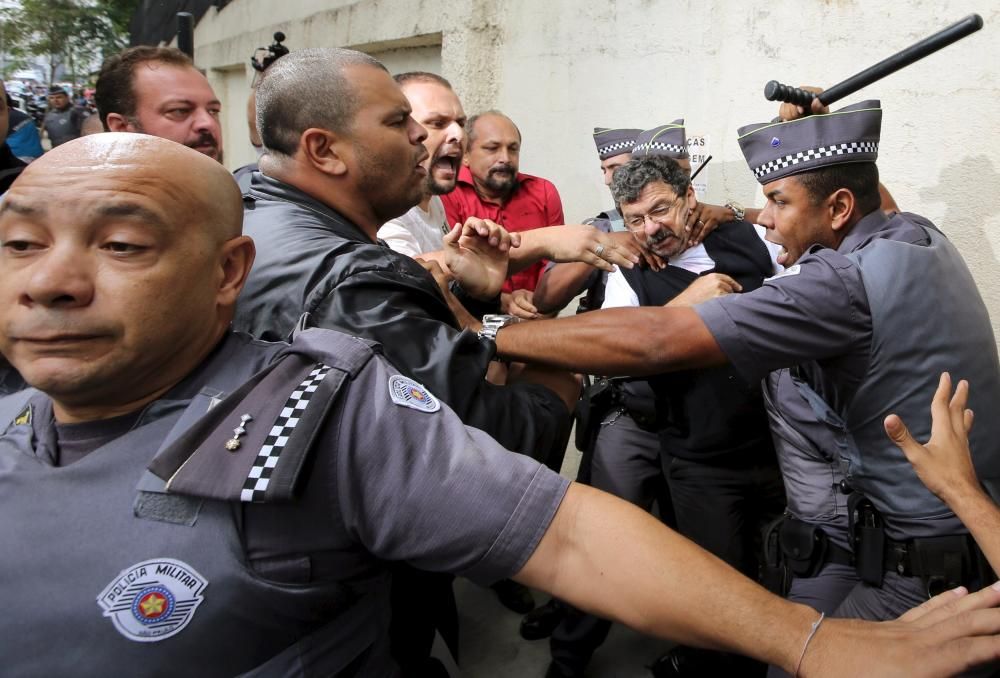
[883,534,978,578]
[823,542,853,568]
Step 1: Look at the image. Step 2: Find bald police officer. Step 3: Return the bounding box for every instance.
[490,100,1000,623]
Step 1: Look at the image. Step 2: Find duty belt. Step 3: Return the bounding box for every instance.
[884,534,979,578]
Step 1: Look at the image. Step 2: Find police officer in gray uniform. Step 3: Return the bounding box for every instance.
[5,132,1000,678]
[491,99,1000,624]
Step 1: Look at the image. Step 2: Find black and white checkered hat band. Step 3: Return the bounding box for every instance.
[240,363,332,502]
[598,140,634,157]
[635,141,686,156]
[753,141,878,179]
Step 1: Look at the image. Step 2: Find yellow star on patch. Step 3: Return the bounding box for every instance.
[140,593,166,616]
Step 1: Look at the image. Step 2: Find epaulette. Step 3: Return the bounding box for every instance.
[150,329,376,503]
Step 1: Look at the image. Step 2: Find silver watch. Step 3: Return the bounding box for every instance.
[725,201,746,222]
[478,314,521,342]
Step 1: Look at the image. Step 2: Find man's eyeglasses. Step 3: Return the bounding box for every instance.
[625,196,684,234]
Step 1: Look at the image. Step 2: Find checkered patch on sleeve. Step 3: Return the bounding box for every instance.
[240,363,333,502]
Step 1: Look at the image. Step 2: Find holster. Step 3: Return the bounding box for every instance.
[779,516,829,578]
[573,378,616,453]
[849,493,885,587]
[761,514,791,595]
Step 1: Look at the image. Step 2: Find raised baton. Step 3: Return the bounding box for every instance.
[764,14,983,109]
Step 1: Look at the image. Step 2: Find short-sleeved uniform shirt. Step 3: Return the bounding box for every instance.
[693,212,928,405]
[441,166,565,293]
[0,330,571,675]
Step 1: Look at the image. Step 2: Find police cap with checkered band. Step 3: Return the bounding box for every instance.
[737,100,881,184]
[593,127,642,160]
[632,120,689,160]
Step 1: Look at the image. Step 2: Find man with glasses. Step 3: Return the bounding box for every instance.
[547,137,786,678]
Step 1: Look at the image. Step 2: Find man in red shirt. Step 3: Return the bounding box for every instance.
[442,110,565,313]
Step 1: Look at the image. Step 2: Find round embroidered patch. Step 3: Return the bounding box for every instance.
[97,558,208,643]
[388,374,441,413]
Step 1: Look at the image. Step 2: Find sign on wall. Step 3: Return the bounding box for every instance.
[687,133,710,199]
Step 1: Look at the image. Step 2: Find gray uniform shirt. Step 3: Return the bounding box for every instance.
[0,330,569,675]
[697,210,1000,539]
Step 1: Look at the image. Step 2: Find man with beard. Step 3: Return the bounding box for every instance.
[96,46,223,162]
[377,72,466,259]
[442,110,565,317]
[380,79,630,318]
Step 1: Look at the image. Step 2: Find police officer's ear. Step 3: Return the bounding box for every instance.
[298,128,348,177]
[828,187,857,232]
[215,235,256,311]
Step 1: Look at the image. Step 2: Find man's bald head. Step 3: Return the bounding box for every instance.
[0,134,254,422]
[22,134,243,240]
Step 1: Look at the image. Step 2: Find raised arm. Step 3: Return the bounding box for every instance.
[885,372,1000,576]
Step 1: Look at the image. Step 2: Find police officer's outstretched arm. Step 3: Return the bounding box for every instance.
[886,372,1000,576]
[516,481,1000,677]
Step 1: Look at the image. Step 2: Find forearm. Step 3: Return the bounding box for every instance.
[947,488,1000,576]
[533,263,594,314]
[516,484,816,671]
[493,306,726,376]
[508,228,553,275]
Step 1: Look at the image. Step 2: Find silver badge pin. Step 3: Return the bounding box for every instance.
[225,414,253,451]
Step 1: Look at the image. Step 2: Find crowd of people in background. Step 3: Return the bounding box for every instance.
[2,40,1000,678]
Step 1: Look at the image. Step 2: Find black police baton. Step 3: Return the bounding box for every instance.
[764,14,983,110]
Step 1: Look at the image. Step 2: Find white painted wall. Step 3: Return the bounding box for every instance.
[191,0,1000,332]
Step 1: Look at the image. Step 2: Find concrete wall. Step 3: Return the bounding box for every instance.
[191,0,1000,332]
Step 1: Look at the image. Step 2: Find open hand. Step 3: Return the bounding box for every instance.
[666,273,742,307]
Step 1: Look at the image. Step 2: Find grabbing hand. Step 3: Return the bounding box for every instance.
[685,203,734,248]
[609,230,665,271]
[442,217,515,300]
[503,289,540,319]
[539,224,640,272]
[666,273,742,307]
[884,372,979,506]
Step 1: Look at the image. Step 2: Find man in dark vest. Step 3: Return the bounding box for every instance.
[546,127,785,678]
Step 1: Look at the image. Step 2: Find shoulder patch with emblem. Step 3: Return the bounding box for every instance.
[765,264,801,281]
[388,375,440,413]
[96,558,207,642]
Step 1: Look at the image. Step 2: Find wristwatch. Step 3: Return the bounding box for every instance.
[478,314,521,342]
[724,201,746,222]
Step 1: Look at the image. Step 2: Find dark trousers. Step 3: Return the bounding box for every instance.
[389,564,458,676]
[665,455,786,579]
[549,413,669,675]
